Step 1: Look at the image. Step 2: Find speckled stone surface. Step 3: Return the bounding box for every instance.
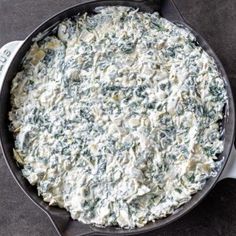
[0,0,236,235]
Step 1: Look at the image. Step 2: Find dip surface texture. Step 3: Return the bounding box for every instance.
[9,6,227,228]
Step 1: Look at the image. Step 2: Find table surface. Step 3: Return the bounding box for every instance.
[1,0,236,235]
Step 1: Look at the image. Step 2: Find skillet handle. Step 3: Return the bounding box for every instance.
[218,145,236,181]
[160,0,185,22]
[48,210,96,236]
[0,41,23,86]
[133,0,185,22]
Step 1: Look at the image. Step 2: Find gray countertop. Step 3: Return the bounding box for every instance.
[1,1,236,235]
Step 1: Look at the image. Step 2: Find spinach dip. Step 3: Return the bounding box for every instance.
[9,7,227,228]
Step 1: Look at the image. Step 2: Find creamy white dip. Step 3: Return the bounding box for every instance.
[9,6,226,228]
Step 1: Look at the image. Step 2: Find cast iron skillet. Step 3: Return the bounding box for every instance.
[0,0,235,235]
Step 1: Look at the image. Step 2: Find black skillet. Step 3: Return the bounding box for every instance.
[0,0,235,235]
